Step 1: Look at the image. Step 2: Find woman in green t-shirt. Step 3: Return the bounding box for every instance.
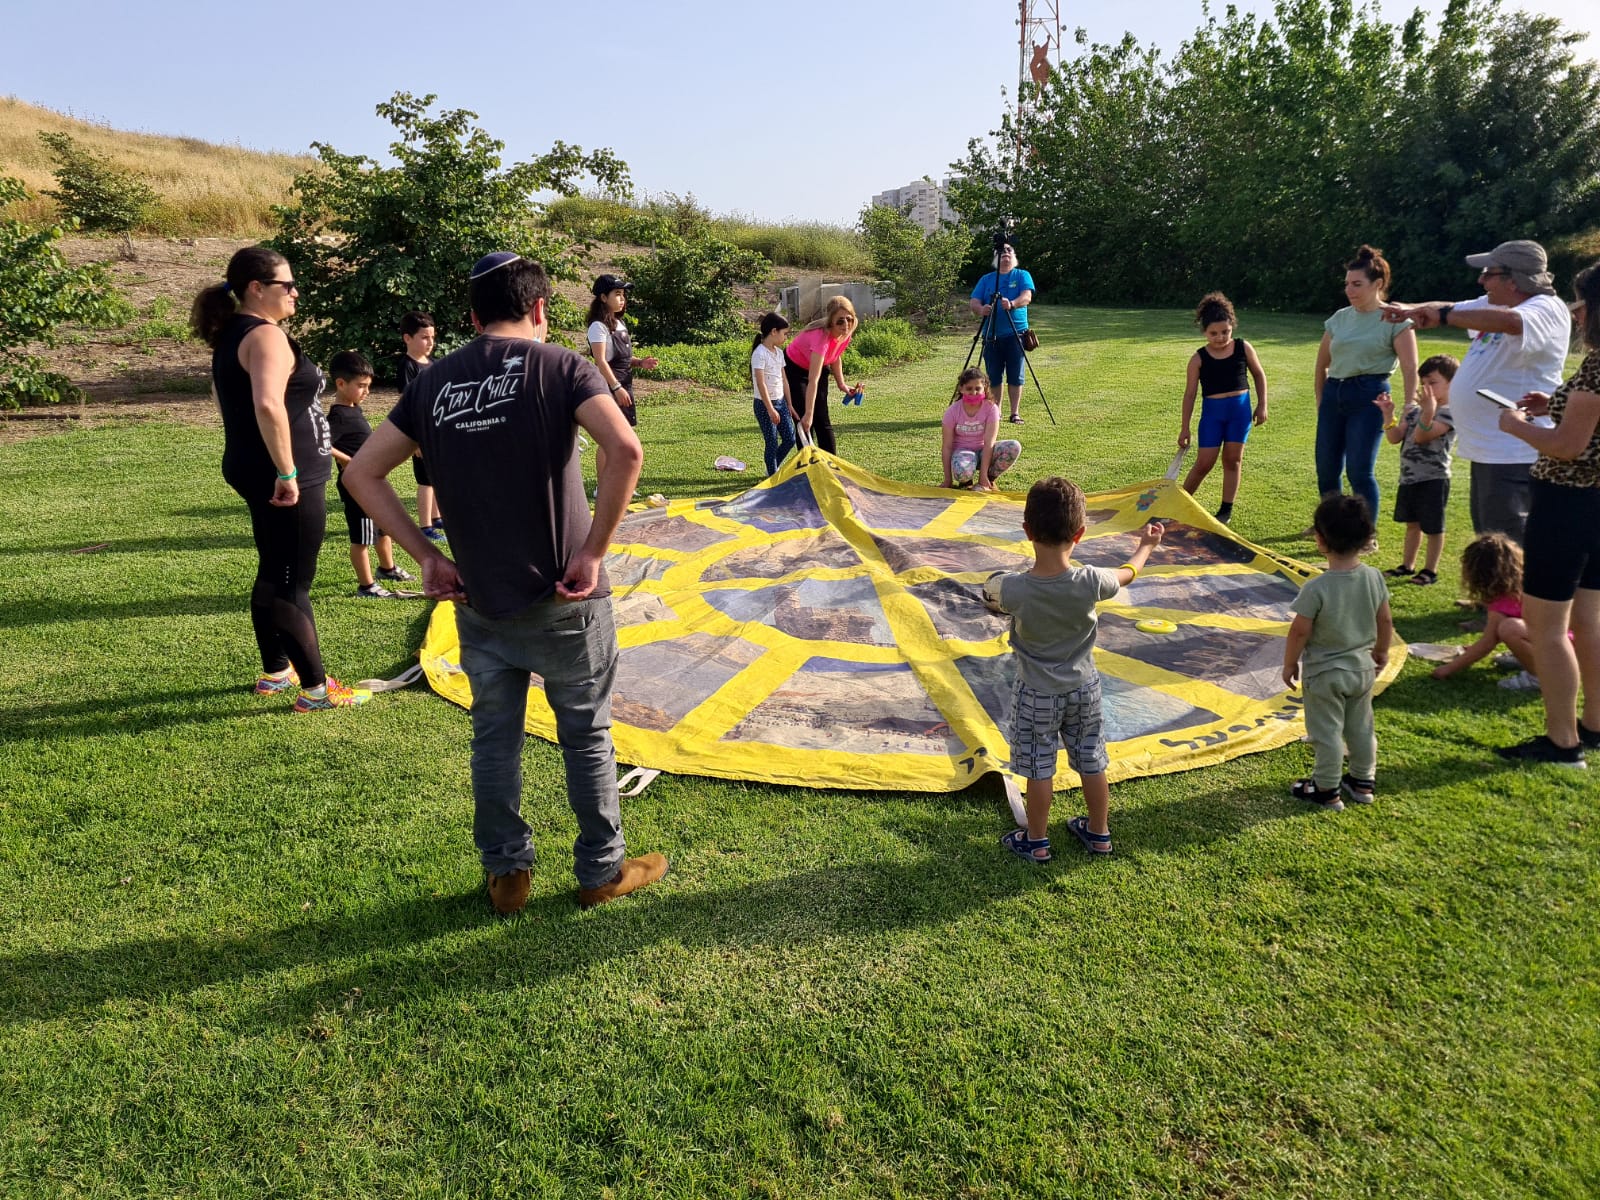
[1311,244,1419,547]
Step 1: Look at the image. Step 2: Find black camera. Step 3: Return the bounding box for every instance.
[991,220,1015,251]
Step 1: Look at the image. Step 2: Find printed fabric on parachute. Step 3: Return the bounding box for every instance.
[418,447,1405,792]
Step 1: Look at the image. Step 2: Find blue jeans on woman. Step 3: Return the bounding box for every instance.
[1315,375,1389,522]
[754,395,796,475]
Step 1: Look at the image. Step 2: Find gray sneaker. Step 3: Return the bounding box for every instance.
[1493,652,1521,669]
[376,565,415,582]
[1497,670,1540,691]
[356,584,395,599]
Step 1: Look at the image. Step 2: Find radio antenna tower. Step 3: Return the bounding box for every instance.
[1016,0,1062,161]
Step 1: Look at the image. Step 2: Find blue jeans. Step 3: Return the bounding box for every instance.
[1315,375,1388,522]
[754,395,796,475]
[454,597,625,886]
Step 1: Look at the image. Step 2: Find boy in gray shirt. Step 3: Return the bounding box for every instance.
[983,477,1165,859]
[1377,353,1458,585]
[1283,494,1394,810]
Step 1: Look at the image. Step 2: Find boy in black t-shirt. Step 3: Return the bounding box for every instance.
[398,312,444,541]
[327,351,415,597]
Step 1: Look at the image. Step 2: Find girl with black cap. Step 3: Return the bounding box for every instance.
[587,274,658,428]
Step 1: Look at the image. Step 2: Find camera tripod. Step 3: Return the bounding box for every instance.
[962,230,1056,426]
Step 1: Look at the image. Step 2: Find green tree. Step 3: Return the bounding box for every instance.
[271,92,631,373]
[0,176,130,408]
[857,201,973,331]
[615,199,770,344]
[949,0,1600,309]
[38,131,157,258]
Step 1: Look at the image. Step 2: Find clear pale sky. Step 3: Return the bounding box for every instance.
[1,0,1594,226]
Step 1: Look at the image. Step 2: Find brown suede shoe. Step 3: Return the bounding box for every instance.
[487,868,531,915]
[577,853,669,909]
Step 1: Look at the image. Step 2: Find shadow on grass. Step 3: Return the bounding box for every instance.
[0,592,245,631]
[0,848,1044,1028]
[0,774,1314,1028]
[1,684,273,739]
[0,533,254,558]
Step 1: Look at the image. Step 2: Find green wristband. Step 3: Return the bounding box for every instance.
[277,467,298,481]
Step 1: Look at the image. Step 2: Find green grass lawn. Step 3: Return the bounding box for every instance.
[2,307,1596,1198]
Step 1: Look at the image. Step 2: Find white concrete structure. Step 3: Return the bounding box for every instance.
[870,178,957,235]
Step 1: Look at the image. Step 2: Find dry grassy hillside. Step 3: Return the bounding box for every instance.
[0,97,308,235]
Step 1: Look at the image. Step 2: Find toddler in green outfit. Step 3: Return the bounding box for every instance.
[1282,495,1394,810]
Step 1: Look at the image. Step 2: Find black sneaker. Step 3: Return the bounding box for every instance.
[1495,736,1587,769]
[1579,723,1600,750]
[376,565,415,582]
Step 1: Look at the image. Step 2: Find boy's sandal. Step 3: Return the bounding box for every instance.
[1384,564,1417,578]
[1289,778,1345,810]
[1340,773,1376,804]
[1410,569,1438,585]
[1001,828,1052,863]
[1066,815,1113,855]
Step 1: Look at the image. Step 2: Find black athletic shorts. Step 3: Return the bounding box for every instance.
[411,454,431,487]
[336,478,378,546]
[1522,478,1600,602]
[1392,478,1449,536]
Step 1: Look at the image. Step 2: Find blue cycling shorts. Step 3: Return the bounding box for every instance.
[1197,392,1253,448]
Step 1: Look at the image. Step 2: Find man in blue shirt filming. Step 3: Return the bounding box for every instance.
[969,241,1036,424]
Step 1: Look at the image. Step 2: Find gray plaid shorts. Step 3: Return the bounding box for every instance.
[1009,676,1109,780]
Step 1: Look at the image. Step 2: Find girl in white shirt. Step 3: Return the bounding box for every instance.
[751,313,796,476]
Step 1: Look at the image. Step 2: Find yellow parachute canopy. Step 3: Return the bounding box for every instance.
[419,448,1404,792]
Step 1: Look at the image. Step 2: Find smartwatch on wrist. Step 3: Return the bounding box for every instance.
[1438,304,1454,327]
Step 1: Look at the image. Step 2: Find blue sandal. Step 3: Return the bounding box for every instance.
[1001,828,1052,862]
[1067,815,1113,855]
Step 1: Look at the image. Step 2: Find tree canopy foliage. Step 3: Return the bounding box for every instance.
[271,92,630,374]
[858,201,974,332]
[613,196,770,345]
[949,0,1600,309]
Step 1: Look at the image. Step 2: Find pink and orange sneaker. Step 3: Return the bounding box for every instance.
[292,676,372,713]
[254,667,300,695]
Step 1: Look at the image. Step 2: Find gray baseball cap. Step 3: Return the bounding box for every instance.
[1464,240,1555,293]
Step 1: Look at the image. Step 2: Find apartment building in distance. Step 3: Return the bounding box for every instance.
[870,178,958,235]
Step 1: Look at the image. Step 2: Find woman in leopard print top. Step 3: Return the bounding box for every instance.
[1495,260,1600,765]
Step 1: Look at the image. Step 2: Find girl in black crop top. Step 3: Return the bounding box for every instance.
[1176,291,1269,525]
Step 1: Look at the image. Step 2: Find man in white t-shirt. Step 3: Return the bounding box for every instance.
[1383,240,1571,543]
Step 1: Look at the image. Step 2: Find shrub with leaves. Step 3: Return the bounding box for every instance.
[271,92,631,377]
[858,202,973,332]
[0,176,131,408]
[615,199,770,345]
[38,131,156,252]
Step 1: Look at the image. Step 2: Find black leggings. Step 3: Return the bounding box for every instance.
[784,357,836,455]
[242,488,327,687]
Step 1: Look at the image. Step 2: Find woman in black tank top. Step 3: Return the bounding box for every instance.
[191,246,366,711]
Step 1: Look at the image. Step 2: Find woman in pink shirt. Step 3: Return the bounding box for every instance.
[783,296,860,454]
